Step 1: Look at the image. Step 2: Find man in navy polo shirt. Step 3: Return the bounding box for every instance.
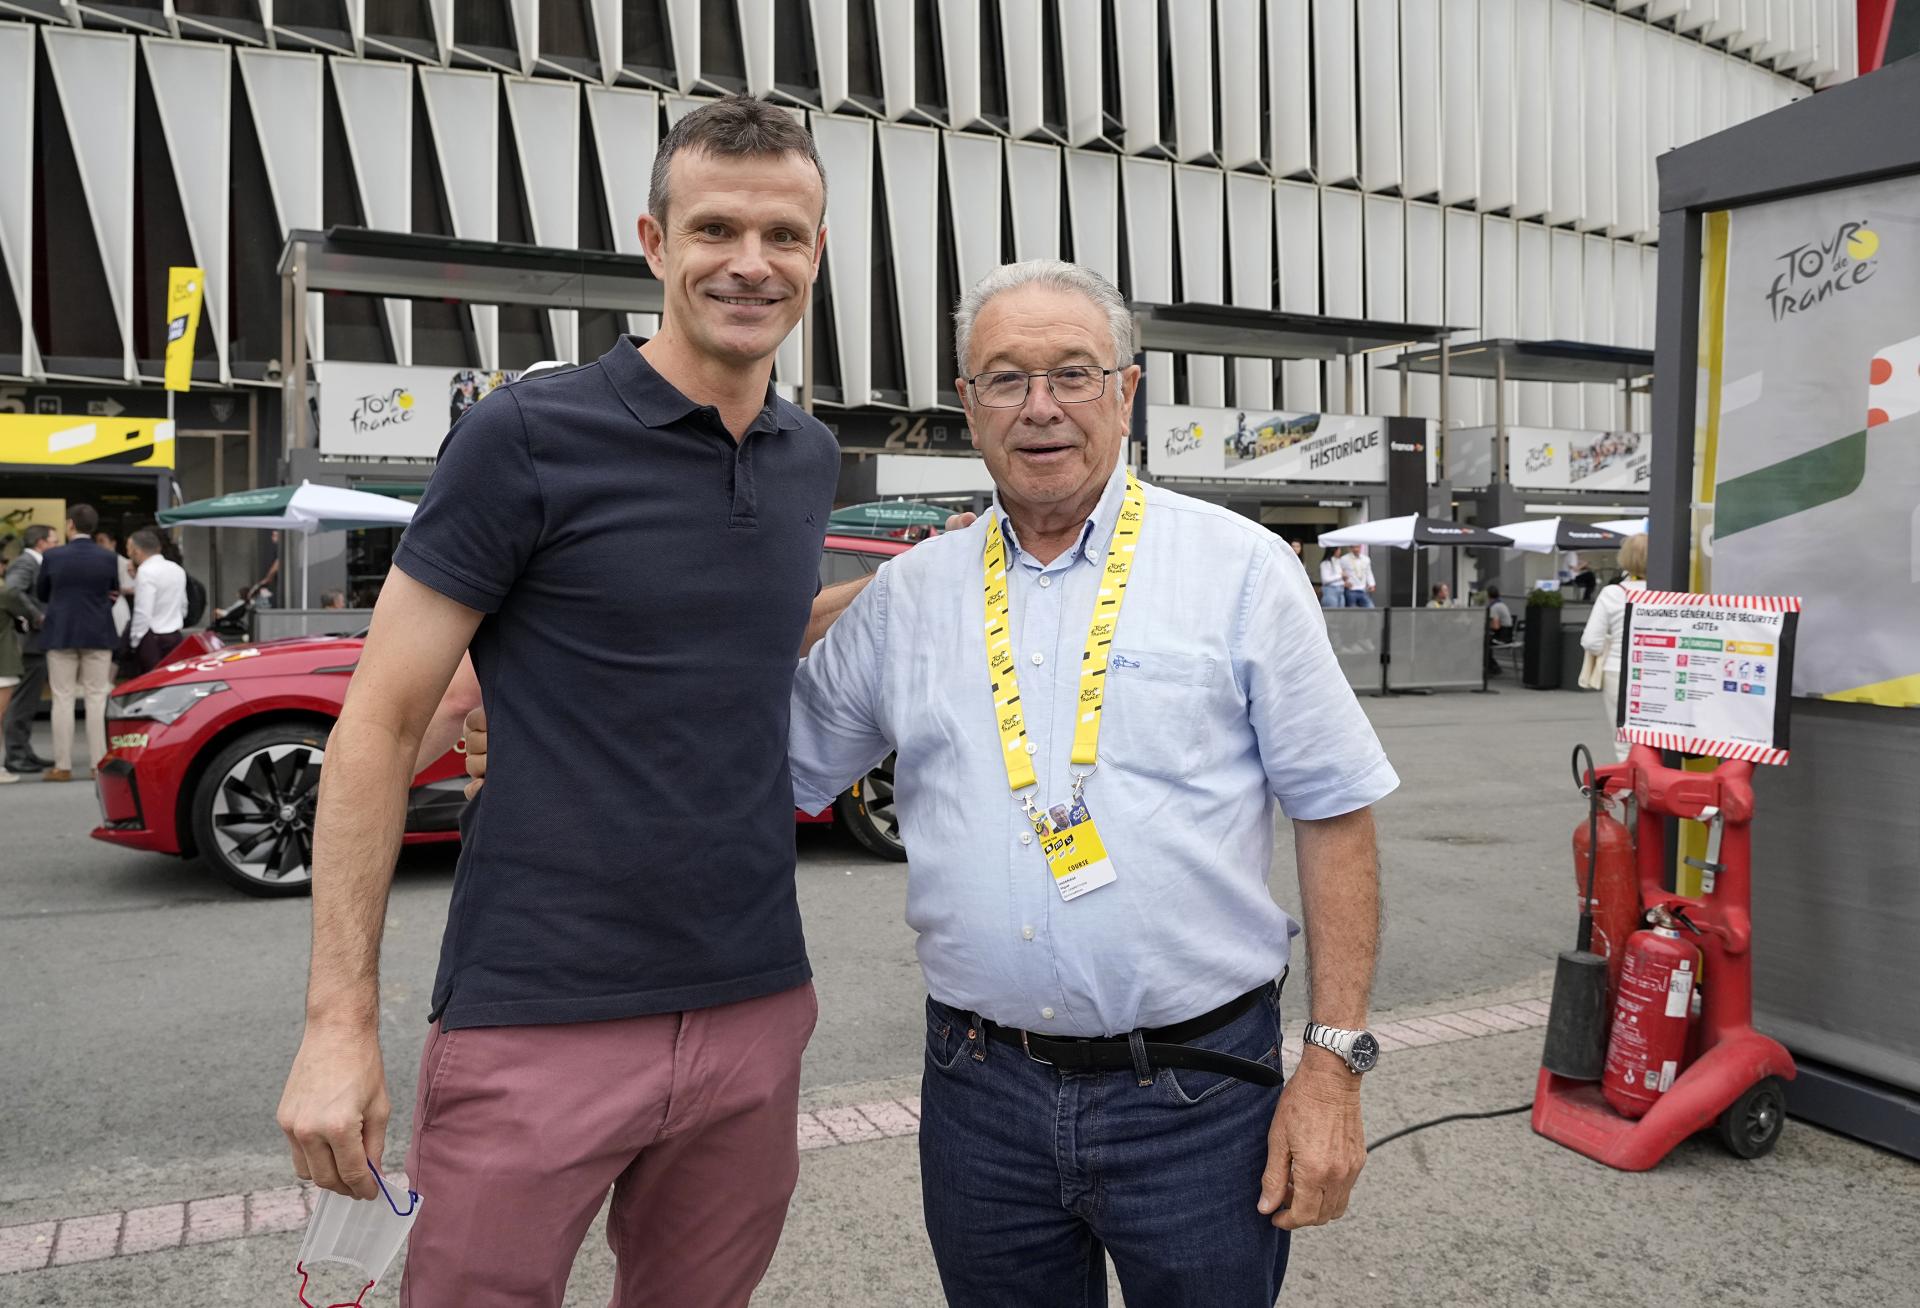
[277,97,854,1308]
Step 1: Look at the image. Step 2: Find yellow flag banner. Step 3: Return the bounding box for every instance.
[163,266,205,392]
[0,415,176,469]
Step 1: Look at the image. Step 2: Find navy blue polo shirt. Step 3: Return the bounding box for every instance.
[394,336,840,1030]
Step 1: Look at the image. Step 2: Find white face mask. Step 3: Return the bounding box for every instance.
[294,1163,421,1307]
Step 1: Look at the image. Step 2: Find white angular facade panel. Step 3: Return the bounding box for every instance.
[1612,19,1646,240]
[584,85,662,339]
[420,67,501,367]
[1321,187,1364,410]
[1405,202,1444,419]
[1402,0,1442,201]
[948,133,1007,298]
[1443,208,1483,425]
[1275,181,1322,409]
[1175,166,1225,405]
[1001,0,1046,141]
[877,124,940,410]
[1114,0,1160,155]
[1006,141,1062,263]
[1357,0,1402,193]
[1216,0,1261,170]
[1440,0,1481,209]
[0,23,38,377]
[1516,221,1552,425]
[810,0,851,112]
[812,113,873,406]
[941,0,983,128]
[1267,0,1312,178]
[1582,234,1615,427]
[737,0,776,97]
[505,78,581,363]
[1314,0,1359,186]
[146,37,234,380]
[1580,5,1614,234]
[1064,149,1119,285]
[1547,0,1584,228]
[1167,0,1215,163]
[1227,172,1275,409]
[1643,29,1673,225]
[1121,156,1173,401]
[1612,238,1644,351]
[1058,0,1105,145]
[1549,227,1584,427]
[665,0,700,91]
[1363,194,1405,414]
[1672,38,1700,148]
[45,28,137,379]
[1511,0,1550,221]
[873,0,915,120]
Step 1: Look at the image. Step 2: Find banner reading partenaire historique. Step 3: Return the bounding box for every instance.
[1704,172,1920,706]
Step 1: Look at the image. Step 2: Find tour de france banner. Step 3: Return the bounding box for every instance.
[162,266,205,393]
[1147,405,1435,483]
[0,416,175,468]
[1617,592,1800,765]
[1702,172,1920,707]
[1507,426,1650,491]
[314,362,522,458]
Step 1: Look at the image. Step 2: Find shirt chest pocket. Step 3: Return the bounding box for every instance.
[1097,648,1219,782]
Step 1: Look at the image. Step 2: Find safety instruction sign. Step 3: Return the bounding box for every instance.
[1617,592,1801,765]
[0,415,176,468]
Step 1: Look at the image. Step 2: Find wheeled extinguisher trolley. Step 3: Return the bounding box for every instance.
[1533,744,1795,1169]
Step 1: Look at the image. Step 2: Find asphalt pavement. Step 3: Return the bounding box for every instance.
[3,690,1914,1306]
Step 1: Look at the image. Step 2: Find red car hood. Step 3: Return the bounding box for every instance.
[115,634,369,695]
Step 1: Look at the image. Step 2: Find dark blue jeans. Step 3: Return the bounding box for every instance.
[919,986,1291,1307]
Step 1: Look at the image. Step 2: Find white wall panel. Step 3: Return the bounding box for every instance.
[811,113,873,405]
[1641,242,1658,370]
[1357,0,1402,193]
[1699,50,1727,140]
[1405,201,1444,418]
[1611,19,1645,239]
[329,56,408,365]
[420,67,500,366]
[1547,0,1583,228]
[1227,173,1275,409]
[1549,227,1583,426]
[1321,187,1364,409]
[1672,39,1699,148]
[1511,0,1549,220]
[1176,165,1225,404]
[585,86,663,341]
[1443,209,1483,425]
[1268,0,1312,177]
[1167,0,1215,162]
[238,46,326,365]
[734,0,776,97]
[809,0,850,111]
[1481,214,1517,424]
[148,38,233,380]
[42,30,136,378]
[1005,140,1061,262]
[1114,0,1160,155]
[1058,0,1104,145]
[1612,239,1644,351]
[0,25,36,378]
[1516,221,1552,425]
[1676,0,1715,34]
[941,0,982,128]
[1785,0,1816,73]
[1643,30,1672,227]
[506,77,581,362]
[1767,0,1794,65]
[1121,157,1174,401]
[1402,0,1442,201]
[1580,6,1613,234]
[1582,234,1615,426]
[1364,195,1405,414]
[1064,148,1119,283]
[878,124,939,410]
[665,0,700,92]
[873,0,915,120]
[1440,0,1480,208]
[1275,181,1322,408]
[1466,0,1512,213]
[1216,0,1261,169]
[592,0,623,87]
[1001,0,1045,140]
[1314,0,1359,185]
[948,133,1006,297]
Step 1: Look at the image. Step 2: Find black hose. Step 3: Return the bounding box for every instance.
[1366,1104,1535,1152]
[1572,743,1599,952]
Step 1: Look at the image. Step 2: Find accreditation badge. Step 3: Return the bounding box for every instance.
[1039,809,1118,902]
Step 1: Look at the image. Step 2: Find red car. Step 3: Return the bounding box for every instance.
[91,534,912,896]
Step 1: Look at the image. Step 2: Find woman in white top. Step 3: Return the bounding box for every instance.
[1318,549,1344,608]
[95,530,137,639]
[1581,533,1649,762]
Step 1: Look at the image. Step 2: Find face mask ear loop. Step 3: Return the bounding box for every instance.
[295,1261,376,1308]
[367,1160,420,1217]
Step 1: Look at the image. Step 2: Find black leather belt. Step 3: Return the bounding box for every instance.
[978,985,1282,1088]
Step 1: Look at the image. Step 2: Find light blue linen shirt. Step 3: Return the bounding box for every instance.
[790,458,1398,1037]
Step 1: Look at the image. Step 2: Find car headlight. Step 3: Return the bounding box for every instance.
[107,680,230,725]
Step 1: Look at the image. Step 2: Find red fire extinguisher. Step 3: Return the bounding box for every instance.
[1572,794,1637,1001]
[1602,904,1704,1121]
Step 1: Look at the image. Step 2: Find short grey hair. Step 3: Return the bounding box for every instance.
[954,260,1136,375]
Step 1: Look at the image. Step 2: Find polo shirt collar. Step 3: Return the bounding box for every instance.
[602,334,802,433]
[994,454,1130,571]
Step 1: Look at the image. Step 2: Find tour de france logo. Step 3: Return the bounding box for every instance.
[1765,221,1879,322]
[349,386,415,434]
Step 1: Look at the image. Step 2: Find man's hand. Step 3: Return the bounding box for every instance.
[463,704,488,799]
[945,511,977,531]
[1258,1053,1366,1229]
[276,1021,391,1199]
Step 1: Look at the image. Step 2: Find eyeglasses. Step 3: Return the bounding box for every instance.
[965,365,1120,409]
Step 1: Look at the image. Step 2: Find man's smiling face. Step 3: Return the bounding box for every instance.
[957,284,1139,522]
[641,147,825,368]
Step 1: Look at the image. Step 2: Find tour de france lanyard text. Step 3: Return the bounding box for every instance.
[982,473,1145,900]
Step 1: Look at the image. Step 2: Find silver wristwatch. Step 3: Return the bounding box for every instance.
[1302,1022,1381,1075]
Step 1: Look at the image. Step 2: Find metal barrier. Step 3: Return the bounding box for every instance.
[252,609,374,642]
[1322,608,1387,690]
[1322,606,1488,694]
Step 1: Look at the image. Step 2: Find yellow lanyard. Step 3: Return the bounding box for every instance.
[982,472,1146,800]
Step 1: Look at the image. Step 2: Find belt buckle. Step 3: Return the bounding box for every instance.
[1019,1029,1054,1068]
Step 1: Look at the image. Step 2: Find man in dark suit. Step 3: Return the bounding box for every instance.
[35,505,121,782]
[3,523,55,773]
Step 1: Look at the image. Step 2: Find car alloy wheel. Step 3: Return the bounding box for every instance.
[191,725,330,896]
[835,753,907,862]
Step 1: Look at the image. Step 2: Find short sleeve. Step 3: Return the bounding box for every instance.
[789,565,894,814]
[392,389,545,614]
[1235,537,1399,821]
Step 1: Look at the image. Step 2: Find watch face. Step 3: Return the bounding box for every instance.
[1350,1032,1380,1072]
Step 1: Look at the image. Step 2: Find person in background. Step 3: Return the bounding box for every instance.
[1339,545,1376,608]
[319,589,348,610]
[0,575,37,783]
[1580,533,1649,763]
[1483,583,1515,678]
[1318,548,1344,609]
[35,505,120,782]
[250,529,281,607]
[1572,555,1598,602]
[3,524,54,774]
[94,526,136,643]
[1428,582,1452,607]
[127,527,189,675]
